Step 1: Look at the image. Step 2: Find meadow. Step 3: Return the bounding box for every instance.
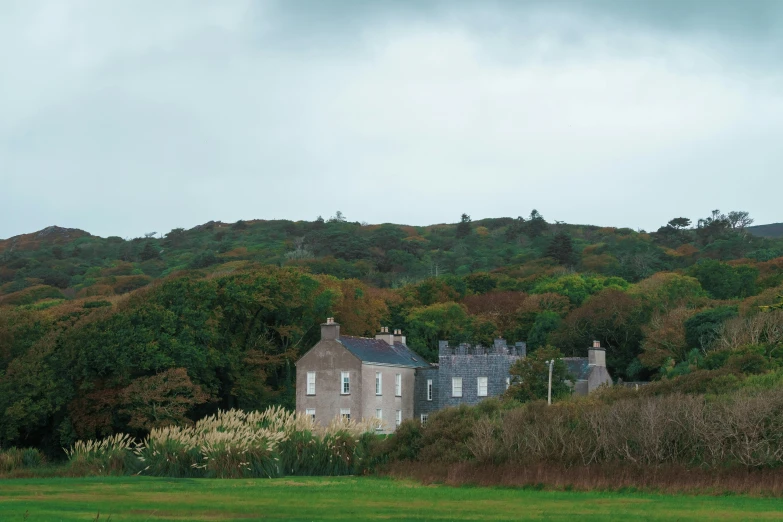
[1,476,782,521]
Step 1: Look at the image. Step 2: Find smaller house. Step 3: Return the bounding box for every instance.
[563,341,613,395]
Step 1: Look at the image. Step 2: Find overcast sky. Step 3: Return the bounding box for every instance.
[1,0,781,239]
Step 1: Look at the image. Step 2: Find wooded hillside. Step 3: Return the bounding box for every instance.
[1,209,782,455]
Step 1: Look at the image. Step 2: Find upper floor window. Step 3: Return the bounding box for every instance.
[427,379,433,401]
[305,408,315,421]
[306,372,316,395]
[477,377,488,397]
[452,377,463,398]
[340,408,350,420]
[341,371,350,394]
[376,372,382,395]
[395,374,402,397]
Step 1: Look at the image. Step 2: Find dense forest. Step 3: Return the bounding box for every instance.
[1,209,782,455]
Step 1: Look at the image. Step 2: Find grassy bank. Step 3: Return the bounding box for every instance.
[2,476,783,521]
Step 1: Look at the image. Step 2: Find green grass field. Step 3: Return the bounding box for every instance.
[1,476,781,521]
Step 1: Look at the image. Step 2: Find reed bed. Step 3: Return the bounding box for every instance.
[63,406,379,478]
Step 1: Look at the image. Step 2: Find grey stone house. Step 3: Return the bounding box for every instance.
[413,339,526,423]
[296,319,612,430]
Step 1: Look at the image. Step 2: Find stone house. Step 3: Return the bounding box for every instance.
[296,319,612,430]
[563,341,613,395]
[295,319,429,433]
[413,339,526,424]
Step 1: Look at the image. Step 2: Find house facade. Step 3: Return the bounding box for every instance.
[295,319,429,432]
[296,318,612,431]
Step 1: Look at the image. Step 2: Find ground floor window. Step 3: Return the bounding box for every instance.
[452,377,463,397]
[477,376,488,397]
[340,408,350,420]
[395,410,402,427]
[420,414,429,424]
[306,408,315,421]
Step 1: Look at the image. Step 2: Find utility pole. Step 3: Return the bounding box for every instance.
[546,359,554,405]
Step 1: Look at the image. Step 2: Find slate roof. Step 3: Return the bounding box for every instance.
[338,336,431,368]
[563,357,591,380]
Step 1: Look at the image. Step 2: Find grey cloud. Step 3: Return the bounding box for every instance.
[0,1,781,239]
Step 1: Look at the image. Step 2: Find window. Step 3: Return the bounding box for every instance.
[506,377,511,390]
[420,414,429,424]
[375,409,383,430]
[305,408,315,421]
[375,372,382,395]
[452,377,463,397]
[340,408,350,420]
[306,372,315,395]
[477,377,488,397]
[341,372,350,394]
[395,410,402,427]
[395,374,402,396]
[427,379,433,401]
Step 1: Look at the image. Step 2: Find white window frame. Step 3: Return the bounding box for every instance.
[506,377,511,390]
[375,409,383,430]
[420,414,429,424]
[305,408,315,421]
[395,373,402,397]
[477,376,488,397]
[376,372,382,395]
[395,410,402,427]
[452,377,463,398]
[306,372,316,395]
[341,371,350,395]
[427,379,433,401]
[340,408,350,420]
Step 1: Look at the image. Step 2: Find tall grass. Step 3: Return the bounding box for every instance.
[0,447,45,473]
[63,406,379,478]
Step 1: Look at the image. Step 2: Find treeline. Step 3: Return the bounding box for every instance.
[1,210,782,456]
[1,209,781,303]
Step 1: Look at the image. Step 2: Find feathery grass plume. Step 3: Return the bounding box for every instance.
[65,407,379,478]
[64,433,135,475]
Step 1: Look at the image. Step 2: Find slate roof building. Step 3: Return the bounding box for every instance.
[296,319,612,431]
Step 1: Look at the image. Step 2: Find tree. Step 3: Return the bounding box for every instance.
[545,232,576,266]
[667,217,691,230]
[119,368,210,430]
[527,311,561,350]
[504,346,571,403]
[139,242,160,261]
[456,213,472,238]
[727,211,753,231]
[689,260,758,300]
[524,209,547,238]
[684,305,738,351]
[328,211,347,223]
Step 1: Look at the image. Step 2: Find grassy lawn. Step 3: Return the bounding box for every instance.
[0,476,781,521]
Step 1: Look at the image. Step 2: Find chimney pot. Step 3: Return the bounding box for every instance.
[593,340,601,348]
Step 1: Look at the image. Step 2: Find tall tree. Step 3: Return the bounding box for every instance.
[524,209,548,238]
[545,232,575,266]
[456,213,472,238]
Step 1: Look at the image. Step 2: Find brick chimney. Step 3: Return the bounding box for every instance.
[375,326,395,345]
[392,328,406,345]
[321,317,340,340]
[588,340,606,367]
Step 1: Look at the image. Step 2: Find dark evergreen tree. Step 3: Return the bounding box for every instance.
[545,232,575,266]
[456,213,472,238]
[524,209,547,238]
